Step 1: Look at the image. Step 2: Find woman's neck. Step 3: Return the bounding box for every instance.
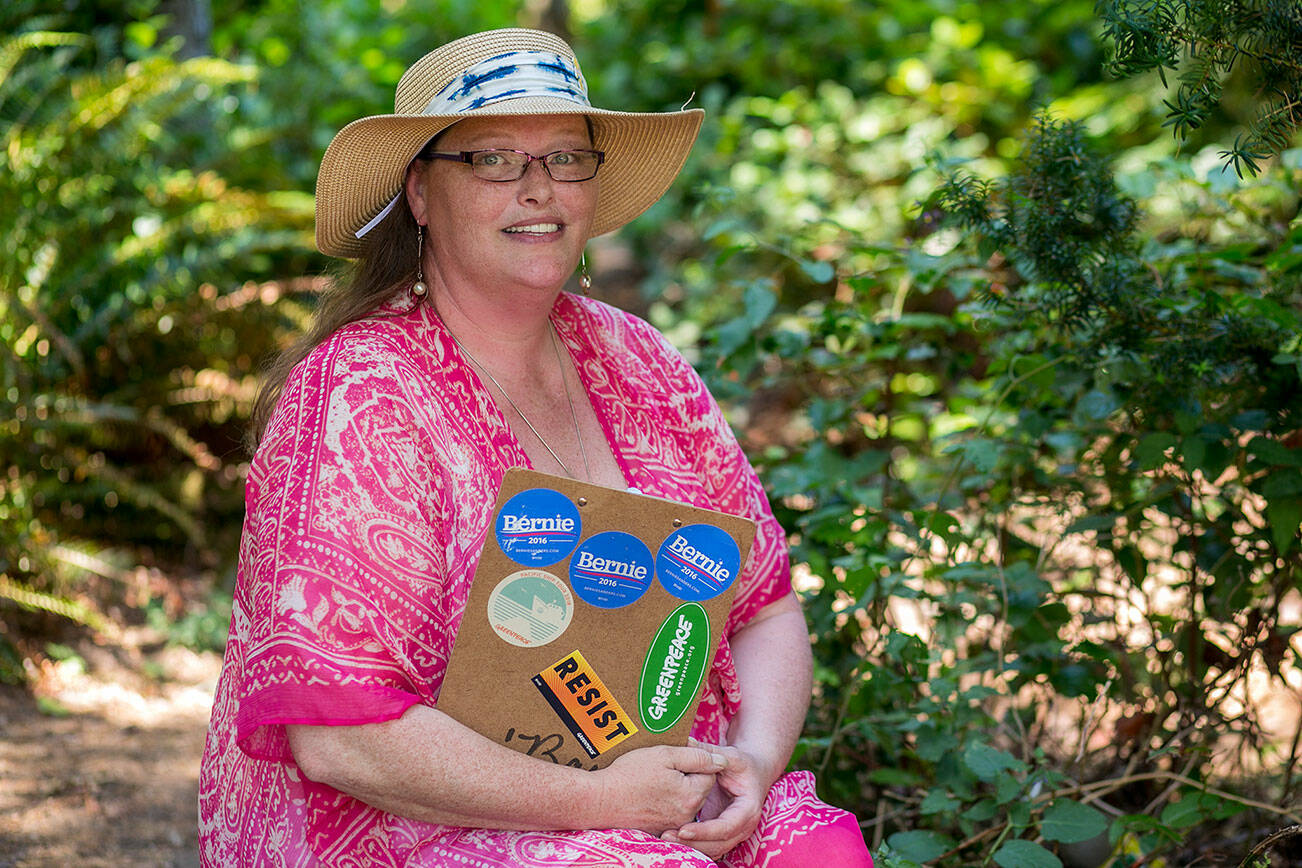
[430,282,563,388]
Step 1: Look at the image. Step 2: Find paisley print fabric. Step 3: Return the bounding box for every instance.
[198,292,871,866]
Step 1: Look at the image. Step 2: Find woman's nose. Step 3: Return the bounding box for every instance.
[515,158,555,203]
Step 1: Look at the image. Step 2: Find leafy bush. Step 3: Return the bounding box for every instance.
[1098,0,1302,176]
[689,94,1301,863]
[0,21,311,643]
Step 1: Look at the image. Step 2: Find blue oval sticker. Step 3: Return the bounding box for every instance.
[569,531,654,609]
[655,524,740,602]
[494,488,581,567]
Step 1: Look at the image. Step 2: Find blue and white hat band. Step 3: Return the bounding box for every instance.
[355,50,592,240]
[424,50,589,114]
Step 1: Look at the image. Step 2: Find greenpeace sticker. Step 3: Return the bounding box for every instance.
[655,524,740,602]
[494,488,581,567]
[637,602,710,733]
[568,531,653,609]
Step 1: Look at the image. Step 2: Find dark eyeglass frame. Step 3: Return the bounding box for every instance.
[423,148,606,182]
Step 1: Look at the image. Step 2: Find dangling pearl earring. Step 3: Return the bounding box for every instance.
[578,250,592,296]
[412,225,428,299]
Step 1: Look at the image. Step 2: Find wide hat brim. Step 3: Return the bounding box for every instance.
[315,95,703,259]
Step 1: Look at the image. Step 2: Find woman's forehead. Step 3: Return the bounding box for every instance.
[441,114,591,148]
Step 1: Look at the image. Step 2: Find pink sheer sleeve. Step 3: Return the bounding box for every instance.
[233,329,453,762]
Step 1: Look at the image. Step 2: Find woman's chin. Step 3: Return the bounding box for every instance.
[507,265,579,296]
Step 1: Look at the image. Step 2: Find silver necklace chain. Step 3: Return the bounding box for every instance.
[449,322,592,482]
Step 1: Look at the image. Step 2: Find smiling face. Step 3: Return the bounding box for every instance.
[405,114,599,301]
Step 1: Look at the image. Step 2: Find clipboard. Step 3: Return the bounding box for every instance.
[436,468,757,769]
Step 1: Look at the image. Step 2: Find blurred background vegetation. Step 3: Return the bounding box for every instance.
[1,1,1299,865]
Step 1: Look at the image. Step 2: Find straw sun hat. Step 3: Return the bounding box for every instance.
[314,27,705,259]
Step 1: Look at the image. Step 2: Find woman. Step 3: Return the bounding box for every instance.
[199,27,873,868]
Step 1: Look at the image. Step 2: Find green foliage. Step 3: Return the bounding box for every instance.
[688,85,1300,866]
[206,0,523,190]
[1,0,528,651]
[0,21,310,634]
[582,0,1121,304]
[1097,0,1302,175]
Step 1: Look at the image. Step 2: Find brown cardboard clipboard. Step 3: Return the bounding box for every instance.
[436,468,757,770]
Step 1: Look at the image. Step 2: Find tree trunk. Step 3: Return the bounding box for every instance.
[161,0,212,58]
[525,0,572,42]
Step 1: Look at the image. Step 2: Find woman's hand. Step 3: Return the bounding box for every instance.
[595,745,727,835]
[656,593,815,860]
[659,742,767,860]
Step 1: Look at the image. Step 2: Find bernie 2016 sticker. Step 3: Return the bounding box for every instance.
[638,602,710,733]
[654,524,741,602]
[533,649,638,758]
[486,569,575,648]
[494,488,581,567]
[568,531,654,609]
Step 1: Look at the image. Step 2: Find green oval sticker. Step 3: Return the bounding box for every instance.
[638,602,710,733]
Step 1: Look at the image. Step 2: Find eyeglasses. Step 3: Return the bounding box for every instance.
[424,148,606,182]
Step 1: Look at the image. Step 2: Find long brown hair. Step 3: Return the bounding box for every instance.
[247,196,419,451]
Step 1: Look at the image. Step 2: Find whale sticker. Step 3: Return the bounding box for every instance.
[486,569,574,648]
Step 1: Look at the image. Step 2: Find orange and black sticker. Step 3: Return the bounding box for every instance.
[533,650,638,758]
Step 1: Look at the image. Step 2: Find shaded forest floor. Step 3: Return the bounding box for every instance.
[0,641,218,867]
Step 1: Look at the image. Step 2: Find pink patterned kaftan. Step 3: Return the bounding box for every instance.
[198,292,871,867]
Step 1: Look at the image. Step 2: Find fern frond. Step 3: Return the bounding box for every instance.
[23,396,221,472]
[81,461,209,547]
[0,573,117,637]
[67,55,254,135]
[0,30,86,86]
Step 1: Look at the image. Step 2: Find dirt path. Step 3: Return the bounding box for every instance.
[0,644,219,868]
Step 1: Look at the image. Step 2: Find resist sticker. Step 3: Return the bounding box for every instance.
[486,569,574,648]
[494,488,581,567]
[568,531,653,609]
[533,650,638,758]
[638,603,710,733]
[655,524,741,602]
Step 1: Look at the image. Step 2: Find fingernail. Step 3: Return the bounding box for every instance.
[712,753,728,767]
